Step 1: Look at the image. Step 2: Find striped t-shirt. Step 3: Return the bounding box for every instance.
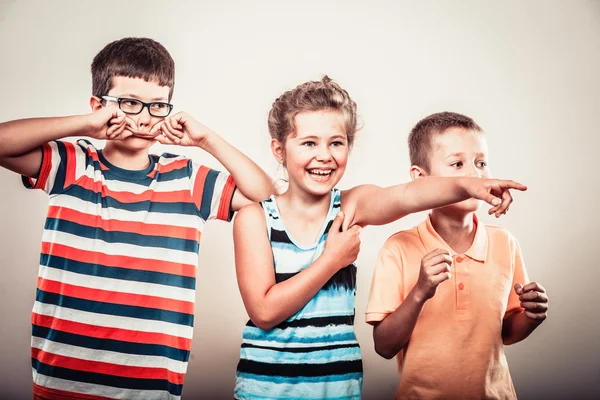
[234,189,363,400]
[23,139,236,400]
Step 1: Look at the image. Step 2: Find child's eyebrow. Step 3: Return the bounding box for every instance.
[297,135,347,141]
[445,152,488,159]
[118,94,168,102]
[445,152,464,159]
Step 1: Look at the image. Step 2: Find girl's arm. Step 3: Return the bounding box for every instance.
[234,204,360,331]
[341,176,527,228]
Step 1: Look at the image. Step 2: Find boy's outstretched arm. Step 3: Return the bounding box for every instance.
[502,282,548,345]
[0,106,134,177]
[342,176,527,229]
[372,249,452,359]
[149,112,277,210]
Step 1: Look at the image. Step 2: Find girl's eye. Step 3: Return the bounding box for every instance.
[450,161,463,168]
[331,141,344,147]
[303,141,315,147]
[477,161,488,168]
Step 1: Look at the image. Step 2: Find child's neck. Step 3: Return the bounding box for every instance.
[279,185,331,221]
[276,185,332,246]
[430,209,477,254]
[102,143,151,171]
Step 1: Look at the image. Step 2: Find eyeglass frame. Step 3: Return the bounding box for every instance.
[101,95,174,118]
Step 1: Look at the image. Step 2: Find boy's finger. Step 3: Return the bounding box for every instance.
[495,190,513,217]
[500,180,527,191]
[108,123,127,139]
[477,187,501,207]
[150,122,163,135]
[424,248,451,261]
[520,301,548,312]
[488,204,501,215]
[125,117,138,132]
[154,134,174,145]
[166,116,184,139]
[431,271,451,286]
[522,282,546,293]
[524,310,547,321]
[430,262,451,276]
[514,283,524,295]
[427,253,453,268]
[520,291,548,303]
[161,121,181,144]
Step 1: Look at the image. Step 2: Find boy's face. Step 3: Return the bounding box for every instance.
[426,127,491,214]
[91,76,171,153]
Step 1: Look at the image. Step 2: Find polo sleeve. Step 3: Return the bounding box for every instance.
[505,237,530,317]
[190,162,237,222]
[365,237,405,325]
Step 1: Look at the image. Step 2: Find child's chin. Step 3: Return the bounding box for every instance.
[451,198,482,214]
[120,136,155,151]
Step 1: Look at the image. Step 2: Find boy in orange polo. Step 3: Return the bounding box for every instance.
[366,112,549,399]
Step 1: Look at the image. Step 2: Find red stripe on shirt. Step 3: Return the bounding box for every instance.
[156,158,189,174]
[192,166,210,210]
[31,348,185,385]
[32,313,192,350]
[35,143,53,190]
[38,277,194,315]
[47,206,201,242]
[217,175,236,221]
[41,242,197,278]
[33,383,114,400]
[74,175,193,204]
[64,141,77,189]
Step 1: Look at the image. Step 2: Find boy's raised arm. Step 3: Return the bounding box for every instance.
[0,106,132,177]
[150,112,278,210]
[198,132,277,211]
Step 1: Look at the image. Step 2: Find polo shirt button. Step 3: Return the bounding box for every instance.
[456,256,464,263]
[458,283,465,290]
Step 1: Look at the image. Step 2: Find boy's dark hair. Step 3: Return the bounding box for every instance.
[91,37,175,100]
[408,111,483,172]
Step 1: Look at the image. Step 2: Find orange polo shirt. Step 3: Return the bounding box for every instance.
[366,214,529,399]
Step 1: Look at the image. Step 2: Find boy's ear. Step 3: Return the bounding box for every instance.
[271,138,285,165]
[90,96,103,112]
[410,165,428,181]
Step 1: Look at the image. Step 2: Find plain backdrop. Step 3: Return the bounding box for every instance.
[0,1,598,399]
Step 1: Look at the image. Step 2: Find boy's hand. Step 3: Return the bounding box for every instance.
[323,212,362,271]
[461,177,527,218]
[146,112,215,148]
[86,105,136,140]
[515,282,548,321]
[415,249,452,302]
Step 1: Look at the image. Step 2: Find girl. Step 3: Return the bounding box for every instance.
[233,76,525,399]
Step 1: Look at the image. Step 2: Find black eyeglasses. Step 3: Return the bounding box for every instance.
[101,96,173,118]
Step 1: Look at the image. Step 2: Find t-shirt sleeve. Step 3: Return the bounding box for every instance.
[365,238,405,325]
[190,163,237,222]
[22,140,91,195]
[505,237,530,317]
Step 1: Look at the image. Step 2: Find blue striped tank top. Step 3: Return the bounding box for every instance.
[234,189,363,400]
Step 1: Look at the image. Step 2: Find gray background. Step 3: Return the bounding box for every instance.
[0,1,598,399]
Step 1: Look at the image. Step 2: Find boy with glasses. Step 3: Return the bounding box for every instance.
[0,37,275,400]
